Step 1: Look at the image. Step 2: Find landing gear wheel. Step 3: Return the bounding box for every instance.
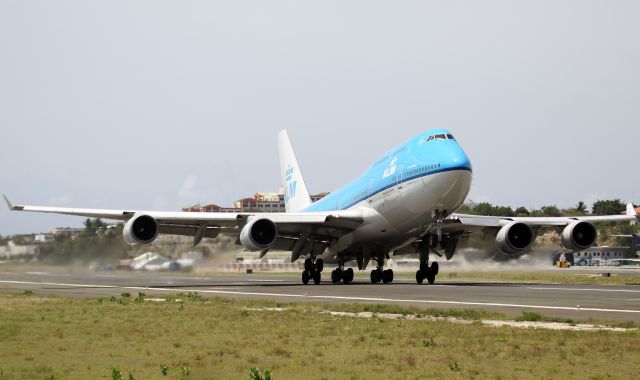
[343,268,354,284]
[302,271,310,285]
[425,269,436,285]
[331,269,342,284]
[313,271,321,285]
[316,259,324,273]
[420,261,429,273]
[382,269,394,284]
[304,258,314,272]
[416,270,424,284]
[431,262,439,276]
[370,269,382,284]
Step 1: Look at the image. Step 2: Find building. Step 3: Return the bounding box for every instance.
[0,241,37,260]
[183,189,328,213]
[573,246,627,266]
[182,203,241,213]
[51,227,85,237]
[34,233,55,243]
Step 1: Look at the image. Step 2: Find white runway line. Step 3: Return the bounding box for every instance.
[2,280,640,315]
[528,287,640,294]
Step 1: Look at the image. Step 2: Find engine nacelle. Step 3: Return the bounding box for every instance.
[496,222,535,255]
[561,221,597,251]
[123,214,159,245]
[239,218,278,252]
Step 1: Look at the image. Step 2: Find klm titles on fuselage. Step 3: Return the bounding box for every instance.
[284,164,297,202]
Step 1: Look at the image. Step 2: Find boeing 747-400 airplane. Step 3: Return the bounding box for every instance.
[4,130,638,285]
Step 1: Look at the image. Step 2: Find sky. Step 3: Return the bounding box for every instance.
[1,1,639,235]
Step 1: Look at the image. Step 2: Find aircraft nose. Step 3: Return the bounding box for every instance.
[450,146,472,171]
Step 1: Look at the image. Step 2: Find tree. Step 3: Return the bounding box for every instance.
[492,206,515,217]
[541,205,561,217]
[514,207,530,217]
[83,218,107,236]
[592,199,626,216]
[575,201,587,213]
[474,202,494,216]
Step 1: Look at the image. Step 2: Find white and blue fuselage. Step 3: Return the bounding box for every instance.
[304,129,473,259]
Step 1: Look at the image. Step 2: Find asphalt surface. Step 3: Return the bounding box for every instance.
[2,270,640,322]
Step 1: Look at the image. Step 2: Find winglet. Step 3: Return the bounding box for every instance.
[2,195,22,211]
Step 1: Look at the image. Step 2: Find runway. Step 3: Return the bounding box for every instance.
[2,270,640,322]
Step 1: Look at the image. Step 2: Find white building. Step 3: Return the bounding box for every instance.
[0,241,37,260]
[573,246,626,266]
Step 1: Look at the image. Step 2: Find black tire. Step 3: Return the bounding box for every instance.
[370,270,381,284]
[313,271,321,285]
[419,261,429,273]
[426,269,436,285]
[331,269,342,284]
[344,268,354,284]
[316,259,324,273]
[302,271,310,285]
[416,270,424,284]
[304,258,314,272]
[431,262,439,276]
[382,269,393,284]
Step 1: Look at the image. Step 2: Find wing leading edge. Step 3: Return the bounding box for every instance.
[2,194,364,245]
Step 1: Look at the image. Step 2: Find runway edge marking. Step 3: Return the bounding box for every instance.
[2,280,640,315]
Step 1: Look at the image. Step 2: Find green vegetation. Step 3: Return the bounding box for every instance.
[0,292,639,379]
[457,199,632,218]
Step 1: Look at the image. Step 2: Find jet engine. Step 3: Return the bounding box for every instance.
[560,221,597,251]
[495,222,535,255]
[239,218,278,251]
[123,214,159,245]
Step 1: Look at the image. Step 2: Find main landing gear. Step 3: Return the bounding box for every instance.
[416,233,440,285]
[331,267,354,284]
[302,258,323,285]
[331,258,354,284]
[370,257,394,284]
[416,261,439,285]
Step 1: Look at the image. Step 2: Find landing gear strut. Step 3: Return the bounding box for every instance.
[416,234,440,285]
[331,258,354,284]
[302,258,323,285]
[370,257,393,284]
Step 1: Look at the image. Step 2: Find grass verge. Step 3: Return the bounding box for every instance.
[0,291,639,379]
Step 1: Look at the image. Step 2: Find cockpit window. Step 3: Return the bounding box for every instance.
[426,133,455,142]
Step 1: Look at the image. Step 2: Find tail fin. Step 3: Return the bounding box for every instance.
[278,130,312,212]
[626,203,636,216]
[627,203,638,226]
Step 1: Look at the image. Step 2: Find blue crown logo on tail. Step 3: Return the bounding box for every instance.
[284,164,297,202]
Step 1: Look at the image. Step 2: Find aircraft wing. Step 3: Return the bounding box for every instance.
[449,211,638,229]
[3,195,364,249]
[394,203,638,258]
